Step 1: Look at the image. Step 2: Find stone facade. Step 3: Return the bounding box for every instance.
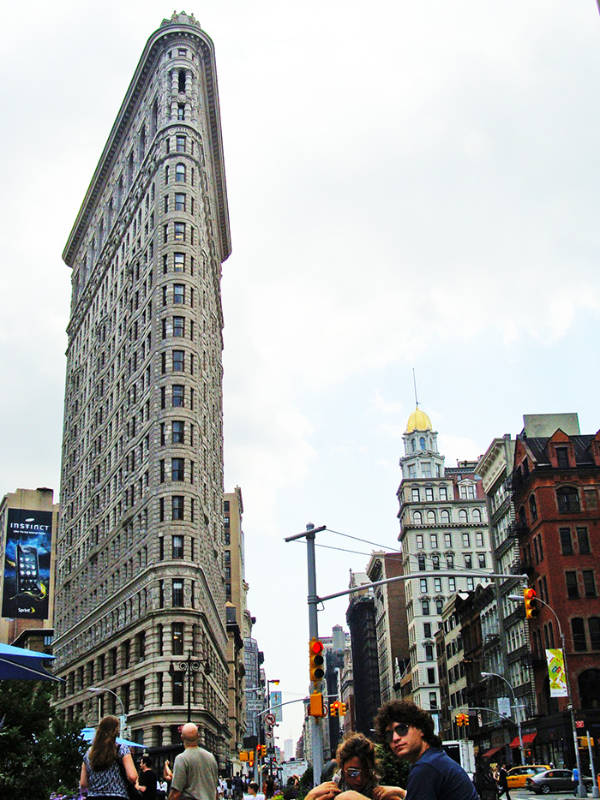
[53,13,231,762]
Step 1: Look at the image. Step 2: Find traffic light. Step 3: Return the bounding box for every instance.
[240,751,248,761]
[456,713,469,726]
[524,587,539,619]
[330,701,339,716]
[339,702,347,716]
[248,750,254,766]
[309,691,326,717]
[464,713,469,726]
[261,744,267,757]
[309,638,325,686]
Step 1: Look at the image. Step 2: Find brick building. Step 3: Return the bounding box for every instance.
[512,425,600,767]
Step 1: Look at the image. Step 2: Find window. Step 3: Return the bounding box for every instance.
[560,528,573,555]
[425,644,434,661]
[464,554,472,569]
[418,554,426,571]
[478,553,486,569]
[420,578,428,594]
[459,510,468,523]
[172,420,184,443]
[429,692,437,709]
[172,622,184,654]
[421,599,430,616]
[174,222,185,241]
[476,532,484,547]
[173,316,185,337]
[435,599,443,614]
[427,510,436,524]
[172,350,184,371]
[423,623,432,638]
[174,252,185,272]
[589,618,600,650]
[449,577,456,591]
[577,527,590,554]
[416,534,424,549]
[420,436,426,450]
[432,554,440,570]
[566,571,579,599]
[556,447,569,468]
[446,554,454,569]
[430,534,438,548]
[425,487,434,501]
[440,510,450,523]
[439,486,447,500]
[172,673,184,704]
[462,532,470,547]
[413,511,422,525]
[467,577,474,590]
[571,618,586,651]
[175,192,186,211]
[459,483,476,499]
[557,486,580,513]
[172,495,184,520]
[434,577,442,593]
[444,533,452,548]
[412,488,420,502]
[176,163,186,182]
[172,578,184,606]
[176,135,186,152]
[171,458,184,481]
[172,384,184,407]
[173,284,185,304]
[583,570,596,598]
[177,103,185,120]
[529,494,537,521]
[472,508,481,522]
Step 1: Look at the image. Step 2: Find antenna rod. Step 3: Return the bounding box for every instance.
[412,368,419,407]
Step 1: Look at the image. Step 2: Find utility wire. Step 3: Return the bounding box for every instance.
[325,527,402,553]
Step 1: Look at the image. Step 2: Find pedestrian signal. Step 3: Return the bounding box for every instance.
[523,587,539,619]
[309,691,326,717]
[309,638,325,686]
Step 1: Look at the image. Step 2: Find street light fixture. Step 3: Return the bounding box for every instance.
[507,594,587,798]
[480,671,525,764]
[88,686,126,738]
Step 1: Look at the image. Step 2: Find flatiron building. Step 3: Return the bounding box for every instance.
[53,12,231,761]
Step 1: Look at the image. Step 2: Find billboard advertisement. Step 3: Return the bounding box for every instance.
[270,690,283,722]
[2,508,52,619]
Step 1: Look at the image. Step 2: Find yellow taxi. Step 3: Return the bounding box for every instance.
[506,766,552,789]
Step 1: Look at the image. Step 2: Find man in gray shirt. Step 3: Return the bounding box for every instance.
[169,723,218,800]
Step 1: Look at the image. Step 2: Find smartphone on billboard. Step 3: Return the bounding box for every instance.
[16,544,41,594]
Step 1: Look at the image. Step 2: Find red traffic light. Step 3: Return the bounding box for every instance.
[524,588,536,600]
[310,639,324,655]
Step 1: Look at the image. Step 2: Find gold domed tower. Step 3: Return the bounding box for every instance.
[405,407,433,434]
[400,405,444,478]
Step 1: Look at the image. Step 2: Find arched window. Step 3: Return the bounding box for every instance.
[413,511,422,525]
[420,436,426,450]
[472,508,481,523]
[557,486,580,513]
[427,510,436,524]
[176,163,186,183]
[529,494,538,521]
[411,439,416,453]
[459,509,468,523]
[440,510,450,523]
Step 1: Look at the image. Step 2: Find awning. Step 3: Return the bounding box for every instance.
[0,642,62,682]
[482,746,504,758]
[510,732,537,747]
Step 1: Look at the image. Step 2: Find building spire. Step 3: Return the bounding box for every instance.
[413,368,419,408]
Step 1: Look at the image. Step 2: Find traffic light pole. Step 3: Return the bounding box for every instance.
[285,523,327,786]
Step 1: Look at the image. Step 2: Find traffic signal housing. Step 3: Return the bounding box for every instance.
[309,638,325,686]
[456,712,469,727]
[309,691,326,717]
[339,702,347,716]
[330,701,339,716]
[524,587,539,619]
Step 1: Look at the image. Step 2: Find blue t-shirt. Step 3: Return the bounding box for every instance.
[406,747,479,800]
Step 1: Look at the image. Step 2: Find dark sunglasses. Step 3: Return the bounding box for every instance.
[344,768,362,778]
[385,722,410,742]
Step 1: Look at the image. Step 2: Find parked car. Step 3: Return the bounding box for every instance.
[526,768,594,794]
[506,766,551,789]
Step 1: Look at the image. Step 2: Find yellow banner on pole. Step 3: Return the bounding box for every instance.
[546,648,568,697]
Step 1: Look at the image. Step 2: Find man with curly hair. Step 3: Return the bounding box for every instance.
[374,701,479,800]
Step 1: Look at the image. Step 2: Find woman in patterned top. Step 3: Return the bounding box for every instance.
[80,715,139,799]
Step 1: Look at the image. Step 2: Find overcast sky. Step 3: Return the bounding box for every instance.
[1,0,600,745]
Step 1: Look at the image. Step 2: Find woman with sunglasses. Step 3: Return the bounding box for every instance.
[305,733,406,800]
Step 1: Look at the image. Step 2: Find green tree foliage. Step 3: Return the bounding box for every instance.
[375,743,411,788]
[0,681,86,798]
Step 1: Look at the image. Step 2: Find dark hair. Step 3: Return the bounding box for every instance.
[140,755,152,767]
[249,783,259,793]
[89,715,120,770]
[335,732,378,787]
[374,700,442,748]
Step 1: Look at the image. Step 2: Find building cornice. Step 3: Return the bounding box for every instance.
[63,19,231,268]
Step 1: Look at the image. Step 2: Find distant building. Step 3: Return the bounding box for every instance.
[512,419,600,767]
[397,406,491,728]
[0,487,59,648]
[365,551,409,704]
[346,572,380,735]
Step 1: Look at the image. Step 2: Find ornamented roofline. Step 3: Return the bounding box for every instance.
[63,17,231,267]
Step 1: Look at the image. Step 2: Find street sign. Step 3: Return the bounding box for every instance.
[265,713,276,725]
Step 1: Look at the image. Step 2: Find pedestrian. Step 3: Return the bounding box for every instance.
[473,758,498,800]
[497,764,510,800]
[572,766,580,792]
[244,782,266,800]
[374,700,479,800]
[79,714,139,800]
[234,773,245,800]
[168,722,218,800]
[138,755,158,799]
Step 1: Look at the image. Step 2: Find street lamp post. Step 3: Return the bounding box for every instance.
[508,594,587,798]
[481,671,525,765]
[171,651,210,723]
[88,686,126,738]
